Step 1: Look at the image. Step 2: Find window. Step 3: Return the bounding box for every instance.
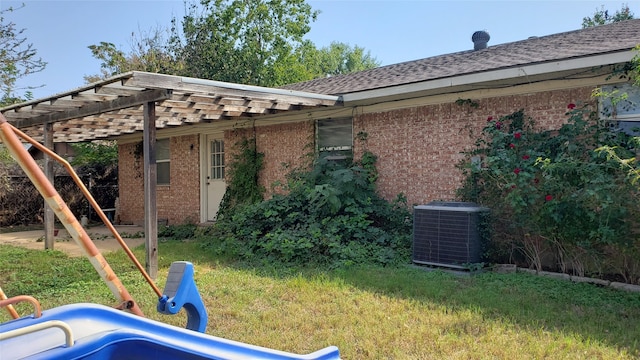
[157,138,170,185]
[317,118,353,158]
[599,83,640,136]
[600,83,640,120]
[210,140,224,180]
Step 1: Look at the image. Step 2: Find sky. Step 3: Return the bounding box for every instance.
[1,0,638,100]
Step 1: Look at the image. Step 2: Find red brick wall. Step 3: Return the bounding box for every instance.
[117,86,594,222]
[226,121,314,196]
[118,134,200,225]
[117,142,143,224]
[353,87,594,207]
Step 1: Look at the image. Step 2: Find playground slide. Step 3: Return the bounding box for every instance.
[0,303,340,360]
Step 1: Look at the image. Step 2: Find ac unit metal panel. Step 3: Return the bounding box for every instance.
[412,202,486,269]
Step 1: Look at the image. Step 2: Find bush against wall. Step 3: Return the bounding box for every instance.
[458,106,640,283]
[201,153,412,267]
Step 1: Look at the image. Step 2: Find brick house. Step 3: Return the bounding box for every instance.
[4,20,640,227]
[112,20,639,225]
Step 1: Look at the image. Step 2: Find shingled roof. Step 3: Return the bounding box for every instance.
[283,19,640,96]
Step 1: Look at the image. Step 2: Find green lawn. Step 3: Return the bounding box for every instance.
[1,241,639,359]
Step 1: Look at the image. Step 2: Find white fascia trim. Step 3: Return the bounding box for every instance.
[342,51,635,104]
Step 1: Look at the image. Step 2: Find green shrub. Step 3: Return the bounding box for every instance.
[458,106,640,282]
[201,154,412,267]
[158,223,197,240]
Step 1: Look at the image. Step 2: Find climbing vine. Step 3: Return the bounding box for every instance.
[455,98,480,109]
[216,137,264,219]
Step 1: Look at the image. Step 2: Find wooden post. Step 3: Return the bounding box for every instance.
[143,102,158,280]
[43,122,55,250]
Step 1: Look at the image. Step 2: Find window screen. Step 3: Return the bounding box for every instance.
[317,118,353,154]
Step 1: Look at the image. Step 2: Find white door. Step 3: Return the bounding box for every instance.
[206,137,226,221]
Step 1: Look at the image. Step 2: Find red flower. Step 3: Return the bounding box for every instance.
[522,155,530,160]
[534,178,540,184]
[496,122,502,129]
[567,103,576,110]
[487,116,494,122]
[509,143,515,149]
[545,194,553,201]
[514,168,521,174]
[514,132,522,139]
[511,185,517,189]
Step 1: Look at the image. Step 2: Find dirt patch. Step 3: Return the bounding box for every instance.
[0,225,145,257]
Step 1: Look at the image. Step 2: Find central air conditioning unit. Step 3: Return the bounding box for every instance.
[412,201,487,269]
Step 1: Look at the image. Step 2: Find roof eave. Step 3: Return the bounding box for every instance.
[341,50,635,105]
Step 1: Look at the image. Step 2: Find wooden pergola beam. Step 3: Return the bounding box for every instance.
[43,123,55,250]
[10,89,171,128]
[124,72,339,107]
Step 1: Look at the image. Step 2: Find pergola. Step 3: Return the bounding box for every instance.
[1,71,340,277]
[2,71,340,142]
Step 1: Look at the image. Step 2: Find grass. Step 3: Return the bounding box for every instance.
[1,241,639,359]
[0,224,44,233]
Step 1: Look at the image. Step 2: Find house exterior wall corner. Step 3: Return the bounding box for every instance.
[117,134,200,225]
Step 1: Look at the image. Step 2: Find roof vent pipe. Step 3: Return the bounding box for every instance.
[472,30,490,50]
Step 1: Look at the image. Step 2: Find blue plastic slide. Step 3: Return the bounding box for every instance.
[0,303,340,360]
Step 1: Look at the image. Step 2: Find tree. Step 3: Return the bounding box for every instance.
[88,0,379,86]
[0,5,46,106]
[172,0,318,86]
[582,3,634,28]
[299,41,380,78]
[70,141,118,167]
[85,27,180,83]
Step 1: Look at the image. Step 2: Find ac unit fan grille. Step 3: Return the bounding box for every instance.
[412,202,485,268]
